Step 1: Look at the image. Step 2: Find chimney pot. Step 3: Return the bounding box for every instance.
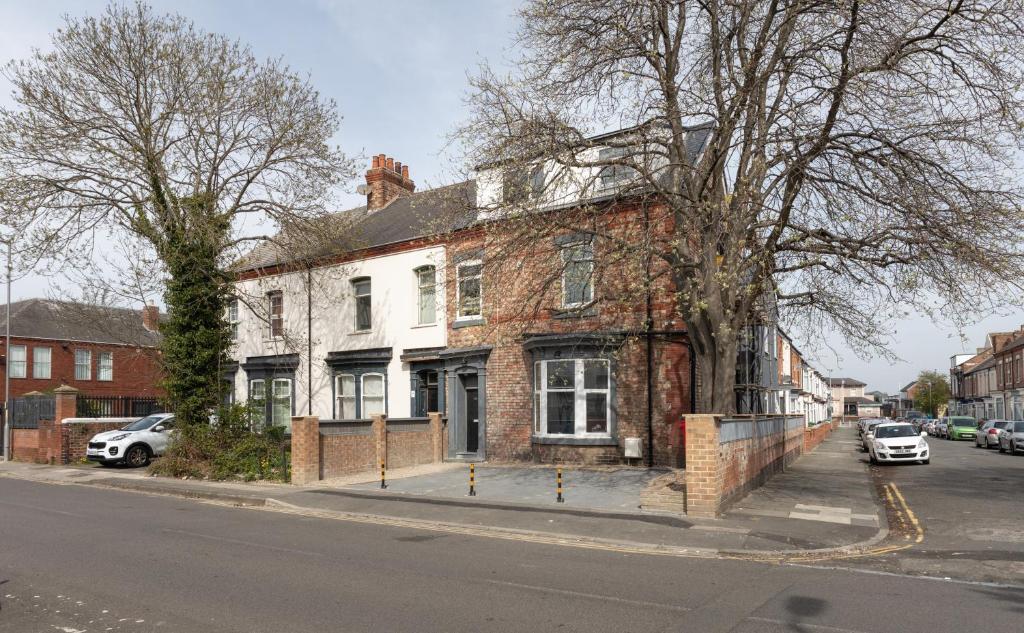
[364,153,416,211]
[402,165,409,179]
[395,161,402,174]
[386,157,395,171]
[372,155,380,168]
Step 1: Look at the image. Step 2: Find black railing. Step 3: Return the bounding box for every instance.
[76,396,163,418]
[8,395,56,429]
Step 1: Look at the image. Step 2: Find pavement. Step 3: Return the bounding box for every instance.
[0,429,888,558]
[1,475,1021,633]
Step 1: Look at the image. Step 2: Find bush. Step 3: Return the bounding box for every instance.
[150,404,290,482]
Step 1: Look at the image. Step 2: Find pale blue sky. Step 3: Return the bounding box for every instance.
[0,0,1019,392]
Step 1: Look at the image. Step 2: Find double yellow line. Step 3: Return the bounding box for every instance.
[883,482,924,544]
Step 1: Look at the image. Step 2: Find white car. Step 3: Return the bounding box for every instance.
[868,423,930,465]
[860,420,884,452]
[976,420,1009,448]
[86,413,176,467]
[998,420,1024,454]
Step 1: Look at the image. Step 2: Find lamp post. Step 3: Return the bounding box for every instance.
[2,238,10,461]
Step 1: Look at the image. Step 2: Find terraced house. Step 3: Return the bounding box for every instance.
[230,127,825,466]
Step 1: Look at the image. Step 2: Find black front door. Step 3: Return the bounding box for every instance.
[463,374,479,454]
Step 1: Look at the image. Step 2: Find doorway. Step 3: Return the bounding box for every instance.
[462,374,479,454]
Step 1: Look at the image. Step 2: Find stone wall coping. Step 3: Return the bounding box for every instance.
[62,417,137,424]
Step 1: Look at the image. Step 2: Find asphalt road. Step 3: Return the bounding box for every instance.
[1,477,1022,633]
[839,428,1024,583]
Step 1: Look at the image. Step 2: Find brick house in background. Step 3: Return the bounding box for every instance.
[0,299,164,403]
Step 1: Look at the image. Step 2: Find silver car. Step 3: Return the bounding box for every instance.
[998,420,1024,454]
[976,420,1010,448]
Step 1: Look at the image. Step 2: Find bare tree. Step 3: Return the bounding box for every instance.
[454,0,1024,413]
[0,2,354,424]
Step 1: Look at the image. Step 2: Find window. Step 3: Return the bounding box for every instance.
[98,351,113,381]
[502,165,545,203]
[353,278,371,331]
[362,373,385,417]
[457,262,482,318]
[32,347,51,379]
[561,242,594,307]
[598,147,638,188]
[271,378,292,431]
[75,349,92,380]
[335,374,356,419]
[9,345,26,378]
[416,266,436,325]
[267,291,284,338]
[534,359,611,437]
[249,379,266,428]
[227,298,239,341]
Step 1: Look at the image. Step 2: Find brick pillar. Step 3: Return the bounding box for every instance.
[684,414,723,518]
[290,416,320,485]
[428,412,443,463]
[372,414,387,468]
[52,385,78,465]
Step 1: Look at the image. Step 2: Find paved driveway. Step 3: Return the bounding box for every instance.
[345,464,668,512]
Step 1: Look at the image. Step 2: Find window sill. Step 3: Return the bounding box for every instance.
[262,337,286,344]
[411,322,438,329]
[453,317,485,329]
[552,307,597,320]
[348,330,373,336]
[531,435,617,446]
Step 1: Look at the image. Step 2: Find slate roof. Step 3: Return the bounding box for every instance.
[827,377,867,387]
[900,381,918,393]
[966,355,996,374]
[237,180,477,272]
[0,299,161,347]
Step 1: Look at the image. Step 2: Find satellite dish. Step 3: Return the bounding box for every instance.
[356,184,370,195]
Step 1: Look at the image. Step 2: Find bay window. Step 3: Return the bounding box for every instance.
[249,379,266,428]
[271,378,293,432]
[534,358,611,437]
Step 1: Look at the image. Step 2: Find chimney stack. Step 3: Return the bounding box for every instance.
[364,153,415,211]
[142,301,160,332]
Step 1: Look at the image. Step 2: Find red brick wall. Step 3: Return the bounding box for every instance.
[803,423,832,453]
[62,420,131,463]
[444,204,693,466]
[11,428,39,462]
[385,425,435,469]
[1,337,163,401]
[320,433,376,479]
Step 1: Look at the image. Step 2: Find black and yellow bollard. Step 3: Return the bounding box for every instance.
[556,467,564,503]
[469,463,477,496]
[380,460,387,489]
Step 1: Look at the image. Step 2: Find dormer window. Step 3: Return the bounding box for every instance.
[502,165,545,203]
[598,147,638,188]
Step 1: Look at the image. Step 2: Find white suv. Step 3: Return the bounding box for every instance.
[869,422,930,465]
[86,413,176,467]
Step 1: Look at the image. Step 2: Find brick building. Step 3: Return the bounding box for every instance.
[0,299,164,401]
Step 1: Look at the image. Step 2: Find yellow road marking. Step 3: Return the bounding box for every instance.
[887,482,924,544]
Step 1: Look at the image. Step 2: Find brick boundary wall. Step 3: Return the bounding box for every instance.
[685,414,827,518]
[291,413,445,485]
[802,423,832,453]
[10,385,78,464]
[62,418,137,463]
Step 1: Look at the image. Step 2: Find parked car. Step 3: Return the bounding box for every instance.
[933,417,948,438]
[998,420,1024,454]
[945,416,978,440]
[975,420,1009,448]
[85,413,176,467]
[868,423,930,465]
[861,420,885,452]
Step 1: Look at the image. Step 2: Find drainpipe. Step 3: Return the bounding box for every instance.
[307,266,313,416]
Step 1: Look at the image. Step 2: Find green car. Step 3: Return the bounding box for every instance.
[946,416,978,440]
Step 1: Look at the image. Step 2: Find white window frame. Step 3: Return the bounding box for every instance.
[97,351,113,381]
[415,265,437,325]
[249,379,267,428]
[271,378,293,430]
[533,359,611,438]
[267,291,284,339]
[227,298,240,341]
[352,278,372,332]
[335,373,357,419]
[32,347,52,379]
[361,373,386,418]
[9,344,26,378]
[560,242,594,308]
[75,349,92,381]
[456,260,483,319]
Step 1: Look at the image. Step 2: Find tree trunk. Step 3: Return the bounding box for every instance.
[691,322,739,415]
